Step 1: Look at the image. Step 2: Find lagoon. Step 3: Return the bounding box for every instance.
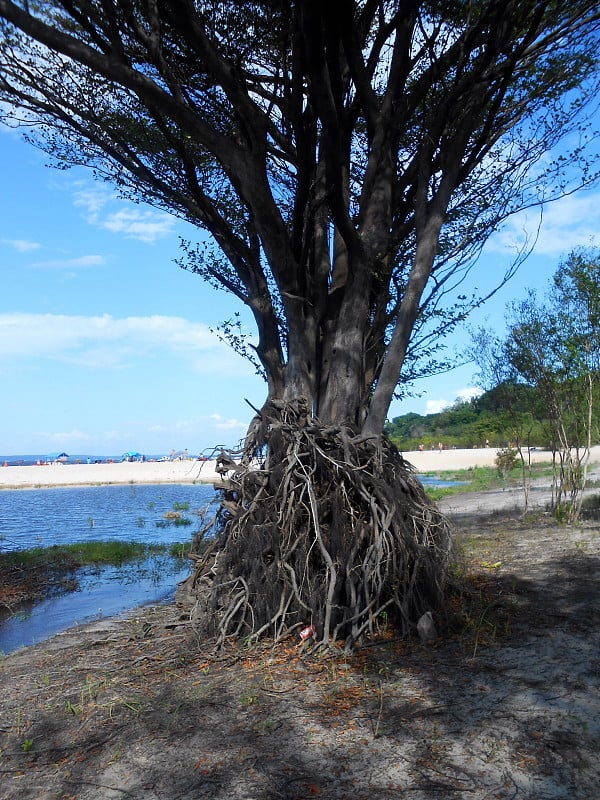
[0,478,465,654]
[0,484,216,654]
[0,483,216,552]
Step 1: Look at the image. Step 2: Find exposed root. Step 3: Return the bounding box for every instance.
[180,401,453,651]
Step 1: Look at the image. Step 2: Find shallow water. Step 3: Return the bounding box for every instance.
[0,483,216,552]
[0,557,189,655]
[420,476,469,488]
[0,484,216,654]
[0,479,466,654]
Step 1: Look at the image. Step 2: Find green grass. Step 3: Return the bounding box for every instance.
[168,541,192,558]
[422,460,555,501]
[155,501,194,528]
[156,516,193,528]
[0,540,190,571]
[0,540,193,608]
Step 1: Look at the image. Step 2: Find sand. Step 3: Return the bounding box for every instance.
[2,445,600,489]
[0,458,221,489]
[400,444,590,472]
[1,511,598,799]
[1,448,599,798]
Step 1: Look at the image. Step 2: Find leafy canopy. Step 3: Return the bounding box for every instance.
[1,1,599,433]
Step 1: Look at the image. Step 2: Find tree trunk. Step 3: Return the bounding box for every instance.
[180,200,457,652]
[181,401,453,651]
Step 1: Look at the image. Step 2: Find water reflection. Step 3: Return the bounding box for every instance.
[0,484,214,654]
[0,556,189,655]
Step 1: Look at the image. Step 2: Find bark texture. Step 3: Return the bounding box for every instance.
[180,401,453,650]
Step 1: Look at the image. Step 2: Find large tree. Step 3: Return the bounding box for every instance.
[1,1,599,648]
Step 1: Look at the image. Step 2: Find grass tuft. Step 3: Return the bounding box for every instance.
[423,461,555,501]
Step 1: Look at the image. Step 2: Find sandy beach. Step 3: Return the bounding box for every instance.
[0,458,222,489]
[1,504,598,799]
[401,444,600,472]
[2,445,600,489]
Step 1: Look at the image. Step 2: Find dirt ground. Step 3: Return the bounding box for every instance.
[1,499,599,800]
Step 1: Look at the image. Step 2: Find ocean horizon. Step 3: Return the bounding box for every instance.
[0,453,186,467]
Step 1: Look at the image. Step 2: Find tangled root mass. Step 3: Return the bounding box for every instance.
[182,402,453,651]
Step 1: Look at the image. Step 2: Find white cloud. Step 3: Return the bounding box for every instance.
[29,254,105,270]
[488,192,600,257]
[73,186,176,243]
[46,429,91,444]
[425,386,482,415]
[72,186,111,216]
[147,418,205,436]
[102,209,175,242]
[2,238,41,252]
[0,312,252,376]
[58,416,247,455]
[209,413,247,431]
[425,399,449,415]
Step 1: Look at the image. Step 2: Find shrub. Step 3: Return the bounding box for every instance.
[495,448,519,478]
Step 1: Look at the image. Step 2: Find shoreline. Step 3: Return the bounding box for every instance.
[0,458,222,489]
[400,444,600,472]
[2,445,600,489]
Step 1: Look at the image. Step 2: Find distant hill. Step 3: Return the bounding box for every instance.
[384,384,541,451]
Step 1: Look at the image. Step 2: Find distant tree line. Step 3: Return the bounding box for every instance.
[386,381,600,453]
[385,384,541,451]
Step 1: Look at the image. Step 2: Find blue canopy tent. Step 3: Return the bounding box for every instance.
[47,452,69,463]
[122,451,143,462]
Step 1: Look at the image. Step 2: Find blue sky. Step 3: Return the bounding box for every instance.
[2,126,600,456]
